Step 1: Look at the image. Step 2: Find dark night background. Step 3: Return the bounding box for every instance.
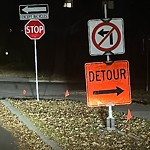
[0,0,150,89]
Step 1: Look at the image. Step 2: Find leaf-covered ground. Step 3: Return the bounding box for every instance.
[0,102,52,150]
[8,99,150,150]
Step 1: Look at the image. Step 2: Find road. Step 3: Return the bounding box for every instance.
[0,77,150,121]
[0,77,86,100]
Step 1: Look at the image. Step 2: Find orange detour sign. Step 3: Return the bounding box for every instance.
[85,60,131,107]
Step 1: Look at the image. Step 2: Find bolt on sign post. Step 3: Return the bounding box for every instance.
[25,19,45,101]
[85,60,131,107]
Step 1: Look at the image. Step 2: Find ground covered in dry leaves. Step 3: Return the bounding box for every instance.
[0,101,52,150]
[2,99,149,150]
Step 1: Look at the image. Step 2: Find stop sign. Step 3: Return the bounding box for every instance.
[25,19,45,40]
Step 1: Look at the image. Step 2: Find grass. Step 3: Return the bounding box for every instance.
[0,62,82,81]
[0,101,52,150]
[7,98,150,150]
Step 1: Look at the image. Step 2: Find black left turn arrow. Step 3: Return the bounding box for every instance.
[98,29,113,45]
[98,29,109,37]
[93,86,124,96]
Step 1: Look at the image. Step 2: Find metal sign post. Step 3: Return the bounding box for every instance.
[25,19,45,101]
[104,3,107,18]
[104,3,110,62]
[104,3,115,131]
[146,39,149,91]
[34,39,39,101]
[106,102,115,131]
[86,2,131,131]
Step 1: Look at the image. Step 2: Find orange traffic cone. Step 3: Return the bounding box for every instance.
[22,89,27,95]
[127,108,132,121]
[65,89,69,97]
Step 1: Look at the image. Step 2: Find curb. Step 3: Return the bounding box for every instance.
[0,77,84,84]
[0,99,63,150]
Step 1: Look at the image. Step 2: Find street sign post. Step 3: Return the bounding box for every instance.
[25,19,45,101]
[85,60,131,107]
[87,18,125,56]
[86,4,129,131]
[19,4,49,20]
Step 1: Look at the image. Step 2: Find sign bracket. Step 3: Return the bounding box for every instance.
[103,51,114,65]
[101,18,112,23]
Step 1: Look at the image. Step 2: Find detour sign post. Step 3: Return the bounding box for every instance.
[85,60,131,107]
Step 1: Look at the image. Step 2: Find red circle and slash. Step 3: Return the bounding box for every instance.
[92,22,121,52]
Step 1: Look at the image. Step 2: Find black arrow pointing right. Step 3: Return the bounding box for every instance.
[93,86,124,96]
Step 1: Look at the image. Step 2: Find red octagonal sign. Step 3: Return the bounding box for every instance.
[25,19,45,40]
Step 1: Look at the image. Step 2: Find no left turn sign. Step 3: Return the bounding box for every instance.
[88,18,125,56]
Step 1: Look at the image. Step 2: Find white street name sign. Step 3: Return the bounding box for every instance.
[19,4,49,20]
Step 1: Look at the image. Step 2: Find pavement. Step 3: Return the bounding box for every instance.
[0,126,18,150]
[0,76,150,150]
[114,103,150,121]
